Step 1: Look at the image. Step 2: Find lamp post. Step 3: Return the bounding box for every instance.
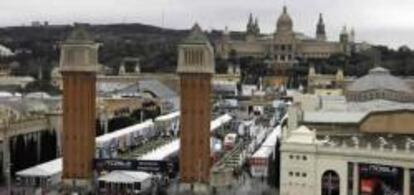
[2,111,11,195]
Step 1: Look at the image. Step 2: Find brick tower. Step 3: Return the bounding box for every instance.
[177,24,215,186]
[60,24,99,192]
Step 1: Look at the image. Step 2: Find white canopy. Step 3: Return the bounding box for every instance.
[252,125,281,158]
[98,171,151,183]
[139,139,180,161]
[211,114,232,132]
[154,111,180,122]
[17,113,233,178]
[16,158,62,177]
[96,120,154,147]
[262,125,281,147]
[140,114,233,160]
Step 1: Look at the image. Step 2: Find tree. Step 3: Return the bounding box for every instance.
[21,80,61,95]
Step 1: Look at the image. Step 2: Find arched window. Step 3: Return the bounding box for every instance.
[321,170,340,195]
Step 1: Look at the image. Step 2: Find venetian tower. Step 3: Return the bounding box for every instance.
[177,24,215,186]
[60,24,99,192]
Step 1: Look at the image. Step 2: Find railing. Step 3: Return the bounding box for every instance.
[214,141,245,169]
[317,142,414,161]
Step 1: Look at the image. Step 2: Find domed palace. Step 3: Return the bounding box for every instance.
[215,6,353,68]
[346,67,414,102]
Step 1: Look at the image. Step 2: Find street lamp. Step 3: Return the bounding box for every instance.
[2,110,11,195]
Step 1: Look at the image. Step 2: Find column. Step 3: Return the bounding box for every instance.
[36,132,42,162]
[353,163,359,195]
[104,112,109,135]
[56,128,61,156]
[55,115,63,157]
[2,121,11,195]
[404,168,410,195]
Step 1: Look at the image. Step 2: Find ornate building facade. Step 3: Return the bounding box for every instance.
[216,6,352,68]
[307,66,346,95]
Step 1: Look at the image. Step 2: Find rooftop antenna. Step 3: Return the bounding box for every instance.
[160,2,166,50]
[162,8,165,29]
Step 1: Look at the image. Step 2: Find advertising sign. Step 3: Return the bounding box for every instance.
[359,163,403,195]
[94,159,173,173]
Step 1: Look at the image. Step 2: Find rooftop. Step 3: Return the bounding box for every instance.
[304,99,414,124]
[65,24,94,44]
[182,23,210,45]
[347,67,413,93]
[98,171,152,183]
[16,158,62,177]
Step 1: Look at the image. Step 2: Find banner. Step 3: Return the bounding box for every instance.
[359,163,403,195]
[94,159,173,173]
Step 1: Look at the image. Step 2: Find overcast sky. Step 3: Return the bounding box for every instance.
[1,0,414,48]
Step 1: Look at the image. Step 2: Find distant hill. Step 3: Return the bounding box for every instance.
[2,22,413,87]
[0,23,193,77]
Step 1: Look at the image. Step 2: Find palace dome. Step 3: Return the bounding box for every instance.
[277,6,293,32]
[348,67,413,93]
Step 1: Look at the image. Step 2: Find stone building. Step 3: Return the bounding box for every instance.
[280,124,414,195]
[346,67,414,102]
[216,6,351,67]
[281,99,414,195]
[307,66,346,95]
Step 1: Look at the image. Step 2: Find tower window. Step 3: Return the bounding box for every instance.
[65,49,75,65]
[184,48,204,66]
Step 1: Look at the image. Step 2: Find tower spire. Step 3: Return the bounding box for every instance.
[350,27,355,42]
[247,13,254,34]
[316,13,326,41]
[249,13,253,23]
[318,13,324,23]
[224,26,229,35]
[341,25,348,35]
[254,17,260,35]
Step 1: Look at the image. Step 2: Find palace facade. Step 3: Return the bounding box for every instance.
[216,6,354,69]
